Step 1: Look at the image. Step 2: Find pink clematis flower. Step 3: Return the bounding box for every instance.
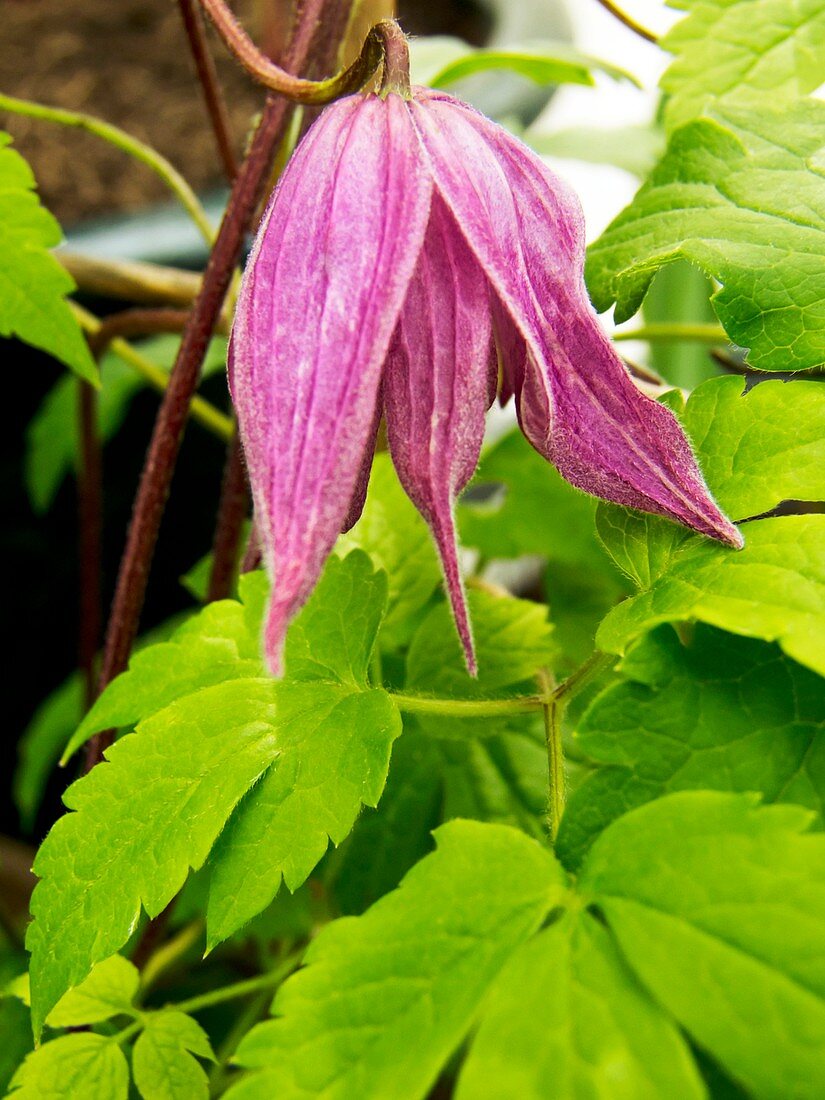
[229,86,742,677]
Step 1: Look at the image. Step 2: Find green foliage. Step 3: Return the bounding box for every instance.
[661,0,825,131]
[27,551,399,1034]
[232,796,825,1099]
[587,100,825,370]
[582,793,825,1098]
[596,376,825,674]
[559,625,825,866]
[44,955,139,1028]
[228,821,568,1099]
[132,1012,215,1100]
[409,37,635,92]
[25,336,227,513]
[8,1034,129,1100]
[524,123,664,179]
[14,674,82,831]
[0,133,96,384]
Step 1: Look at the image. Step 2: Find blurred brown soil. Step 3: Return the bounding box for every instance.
[0,0,264,226]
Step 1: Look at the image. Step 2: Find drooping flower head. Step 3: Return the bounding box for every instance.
[229,70,742,677]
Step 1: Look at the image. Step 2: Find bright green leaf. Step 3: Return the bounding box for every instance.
[205,684,401,949]
[0,133,97,383]
[582,791,825,1098]
[338,455,441,647]
[132,1011,215,1100]
[284,550,387,687]
[46,955,139,1028]
[661,0,825,131]
[27,678,279,1036]
[61,585,265,763]
[8,1034,128,1100]
[595,376,825,675]
[586,100,825,371]
[25,335,227,513]
[228,821,567,1100]
[599,514,825,676]
[455,911,704,1100]
[426,41,636,91]
[405,588,554,739]
[559,625,825,867]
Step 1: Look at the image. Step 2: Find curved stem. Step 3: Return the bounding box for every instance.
[593,0,658,44]
[614,322,728,344]
[173,951,303,1015]
[538,670,565,842]
[178,0,238,180]
[59,251,215,311]
[198,0,385,103]
[71,303,233,441]
[0,93,215,244]
[377,20,411,96]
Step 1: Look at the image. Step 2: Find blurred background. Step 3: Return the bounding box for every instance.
[0,0,676,891]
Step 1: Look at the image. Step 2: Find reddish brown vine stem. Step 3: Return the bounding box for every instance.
[206,434,248,601]
[87,0,359,773]
[198,0,384,102]
[178,0,239,181]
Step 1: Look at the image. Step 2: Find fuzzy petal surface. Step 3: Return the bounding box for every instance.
[384,194,495,674]
[230,94,433,672]
[409,91,742,547]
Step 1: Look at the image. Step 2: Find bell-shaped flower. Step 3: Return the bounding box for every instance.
[229,86,742,677]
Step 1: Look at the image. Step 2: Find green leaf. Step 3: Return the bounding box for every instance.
[0,998,32,1095]
[559,625,825,867]
[27,678,279,1036]
[25,335,227,513]
[661,0,825,131]
[595,376,825,675]
[0,133,96,384]
[425,40,636,90]
[339,455,441,648]
[284,550,387,687]
[524,123,665,179]
[228,821,567,1100]
[586,100,825,371]
[46,955,139,1028]
[61,580,266,763]
[14,674,82,831]
[132,1011,215,1100]
[455,911,704,1099]
[582,791,825,1098]
[205,684,401,949]
[7,1034,129,1100]
[644,261,719,388]
[405,588,555,739]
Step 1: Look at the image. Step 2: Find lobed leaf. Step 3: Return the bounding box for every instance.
[455,912,704,1099]
[559,625,825,866]
[581,791,825,1098]
[205,684,401,949]
[228,821,567,1100]
[7,1034,129,1100]
[661,0,825,131]
[596,376,825,674]
[27,679,279,1035]
[132,1011,215,1100]
[0,133,96,383]
[587,100,825,371]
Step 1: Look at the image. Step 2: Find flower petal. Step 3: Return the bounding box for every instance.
[409,92,742,548]
[230,94,433,673]
[384,194,495,675]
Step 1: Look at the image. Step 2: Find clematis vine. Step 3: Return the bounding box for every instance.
[229,31,741,677]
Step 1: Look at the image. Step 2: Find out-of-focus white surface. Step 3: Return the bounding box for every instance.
[535,0,679,241]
